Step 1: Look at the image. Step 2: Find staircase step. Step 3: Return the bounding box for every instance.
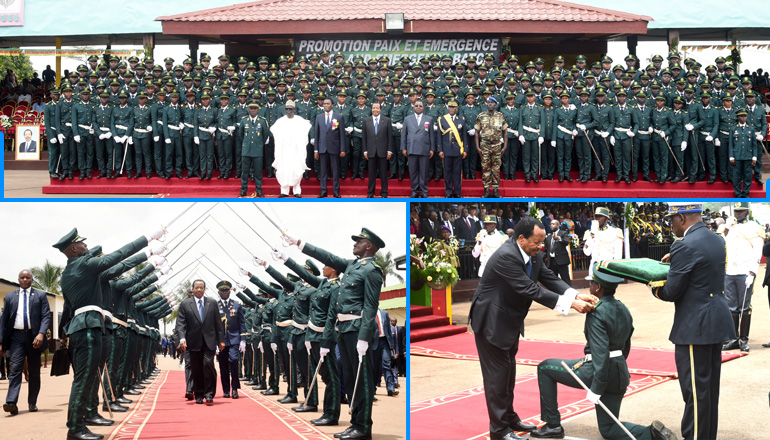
[411,315,450,330]
[410,305,433,318]
[411,325,467,343]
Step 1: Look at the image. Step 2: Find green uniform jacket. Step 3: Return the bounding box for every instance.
[651,107,676,137]
[151,101,167,136]
[72,100,96,139]
[92,103,114,135]
[216,105,237,140]
[56,98,75,136]
[746,104,768,140]
[717,107,738,135]
[44,100,58,139]
[518,104,546,140]
[552,105,577,141]
[111,263,155,318]
[692,104,718,137]
[350,105,371,138]
[180,103,198,138]
[258,102,286,127]
[729,123,757,161]
[610,104,634,140]
[162,104,183,139]
[195,106,218,141]
[582,294,633,396]
[132,105,153,140]
[631,104,653,139]
[239,115,270,157]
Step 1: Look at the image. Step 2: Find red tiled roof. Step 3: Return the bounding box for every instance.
[157,0,652,23]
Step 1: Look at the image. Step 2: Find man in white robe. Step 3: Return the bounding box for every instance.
[271,100,311,197]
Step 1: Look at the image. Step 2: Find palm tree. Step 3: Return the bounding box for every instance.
[162,280,192,333]
[374,251,404,287]
[30,260,63,295]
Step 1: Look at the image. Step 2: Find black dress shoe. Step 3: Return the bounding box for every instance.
[195,397,203,404]
[591,175,600,181]
[261,388,279,395]
[333,192,341,198]
[340,396,349,405]
[722,339,740,350]
[253,384,266,390]
[339,428,372,440]
[199,174,205,181]
[525,177,530,183]
[532,177,539,183]
[277,395,298,404]
[643,174,651,181]
[671,177,682,183]
[311,417,339,426]
[294,194,302,198]
[205,397,213,404]
[79,174,85,181]
[239,191,247,197]
[185,392,194,401]
[762,342,770,348]
[59,174,66,181]
[125,389,140,395]
[566,177,573,182]
[513,420,537,432]
[206,173,212,180]
[398,175,404,181]
[217,174,224,179]
[132,384,145,390]
[615,177,622,183]
[223,393,230,398]
[103,402,127,413]
[367,194,373,198]
[3,402,18,415]
[232,390,239,399]
[501,433,527,440]
[29,404,38,412]
[650,420,677,440]
[279,194,288,198]
[256,190,263,198]
[530,424,564,438]
[626,178,632,184]
[689,178,696,184]
[318,192,327,198]
[67,430,102,440]
[707,178,715,184]
[292,404,317,412]
[84,415,114,426]
[117,397,132,404]
[334,427,355,438]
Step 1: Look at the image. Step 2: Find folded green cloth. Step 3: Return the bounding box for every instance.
[596,258,670,286]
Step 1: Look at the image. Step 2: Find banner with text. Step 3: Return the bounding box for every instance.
[295,37,501,65]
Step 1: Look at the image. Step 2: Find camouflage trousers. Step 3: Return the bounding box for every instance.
[480,141,502,189]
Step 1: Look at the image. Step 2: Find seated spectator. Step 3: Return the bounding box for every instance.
[32,96,45,113]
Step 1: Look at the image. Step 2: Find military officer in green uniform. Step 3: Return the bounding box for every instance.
[610,89,634,183]
[283,228,385,440]
[55,227,165,440]
[669,97,689,183]
[149,89,167,178]
[194,92,218,180]
[162,91,184,179]
[93,91,114,179]
[461,93,481,180]
[518,90,546,183]
[348,92,371,180]
[552,91,577,182]
[239,103,270,198]
[132,92,154,179]
[110,91,134,179]
[573,89,598,182]
[729,108,757,198]
[691,92,719,183]
[530,262,677,440]
[45,88,61,178]
[500,92,520,180]
[475,97,508,198]
[715,93,737,183]
[651,93,676,184]
[631,92,654,181]
[592,90,614,182]
[744,90,767,184]
[71,89,95,180]
[180,90,199,178]
[216,93,237,179]
[389,90,408,181]
[56,85,77,180]
[258,89,285,178]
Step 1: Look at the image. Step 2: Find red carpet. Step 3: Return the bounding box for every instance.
[40,170,764,198]
[108,370,330,440]
[410,332,748,377]
[410,305,468,343]
[410,371,672,440]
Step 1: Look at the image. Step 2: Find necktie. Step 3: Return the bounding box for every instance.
[326,113,331,129]
[416,115,421,126]
[198,299,204,321]
[374,117,379,135]
[23,289,29,330]
[466,217,471,229]
[376,312,383,337]
[525,259,532,278]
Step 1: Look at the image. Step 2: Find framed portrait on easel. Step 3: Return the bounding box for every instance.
[15,123,40,160]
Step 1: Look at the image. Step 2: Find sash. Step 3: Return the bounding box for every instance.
[440,114,464,154]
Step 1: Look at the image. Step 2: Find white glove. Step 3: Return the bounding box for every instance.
[513,130,519,137]
[148,255,166,267]
[146,125,153,132]
[310,138,315,146]
[518,135,525,144]
[569,104,576,111]
[586,390,601,404]
[239,267,248,276]
[654,129,664,137]
[601,131,609,139]
[610,136,615,146]
[254,258,267,267]
[551,141,556,147]
[356,339,369,360]
[177,124,185,131]
[745,275,755,287]
[258,341,264,353]
[627,131,635,138]
[57,134,65,143]
[282,233,299,246]
[538,137,544,145]
[681,141,687,152]
[227,126,235,133]
[320,347,330,359]
[345,126,353,134]
[270,342,277,352]
[99,133,106,140]
[500,138,504,144]
[216,347,220,355]
[457,124,462,129]
[146,228,166,241]
[433,124,438,131]
[194,136,200,145]
[572,129,578,137]
[104,132,112,139]
[128,136,133,145]
[305,340,312,353]
[714,138,721,147]
[74,135,81,143]
[756,133,764,141]
[577,124,586,131]
[144,243,164,257]
[272,250,288,261]
[208,127,217,134]
[395,122,403,130]
[468,129,476,136]
[165,138,171,144]
[685,123,694,131]
[705,135,713,142]
[156,278,168,288]
[89,128,94,135]
[239,340,246,353]
[160,266,173,275]
[265,137,270,145]
[50,137,57,144]
[153,136,159,142]
[287,342,293,352]
[507,128,514,134]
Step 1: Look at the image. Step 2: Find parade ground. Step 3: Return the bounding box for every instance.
[410,265,770,440]
[0,354,406,440]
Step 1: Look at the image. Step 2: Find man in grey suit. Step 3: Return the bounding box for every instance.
[400,100,435,198]
[313,98,347,198]
[362,103,393,198]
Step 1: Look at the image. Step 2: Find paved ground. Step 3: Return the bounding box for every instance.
[0,353,406,439]
[411,265,770,440]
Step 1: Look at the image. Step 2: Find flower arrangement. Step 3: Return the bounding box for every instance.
[424,121,430,132]
[0,115,12,129]
[654,231,662,245]
[331,118,339,130]
[569,233,580,248]
[410,234,460,290]
[624,203,636,228]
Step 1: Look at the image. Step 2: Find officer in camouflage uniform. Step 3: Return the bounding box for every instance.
[475,97,508,198]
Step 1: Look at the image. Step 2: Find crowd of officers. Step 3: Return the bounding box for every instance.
[42,50,767,196]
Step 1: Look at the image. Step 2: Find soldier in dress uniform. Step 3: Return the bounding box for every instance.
[611,89,633,183]
[592,90,614,182]
[93,91,114,179]
[132,92,154,179]
[239,102,270,198]
[194,92,218,180]
[715,93,737,183]
[475,97,508,197]
[573,89,598,182]
[552,91,577,182]
[216,93,237,179]
[72,88,95,179]
[56,85,77,180]
[651,93,676,184]
[437,100,467,198]
[462,93,481,180]
[631,91,654,181]
[728,108,758,198]
[215,281,247,399]
[162,91,183,179]
[743,90,767,184]
[500,92,520,180]
[111,90,134,179]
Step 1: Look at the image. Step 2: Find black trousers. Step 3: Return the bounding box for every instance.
[182,135,198,175]
[291,332,309,399]
[338,332,374,434]
[367,154,389,196]
[165,135,183,175]
[407,154,429,197]
[240,156,263,193]
[198,138,215,175]
[310,341,340,419]
[443,155,462,196]
[5,330,42,406]
[183,350,193,394]
[548,260,571,286]
[319,152,340,195]
[94,136,113,173]
[475,332,523,439]
[189,348,217,399]
[674,343,722,440]
[261,333,279,391]
[216,345,240,393]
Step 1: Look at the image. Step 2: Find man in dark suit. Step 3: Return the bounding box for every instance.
[177,279,225,404]
[370,308,397,396]
[215,281,247,399]
[20,129,37,152]
[420,210,440,241]
[314,97,347,198]
[469,217,597,440]
[390,318,405,378]
[362,103,393,198]
[0,269,50,415]
[400,100,435,198]
[652,203,735,440]
[454,208,478,244]
[437,100,467,198]
[544,219,572,286]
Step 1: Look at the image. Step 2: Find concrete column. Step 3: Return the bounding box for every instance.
[55,36,61,86]
[627,35,638,56]
[667,30,679,52]
[189,39,199,62]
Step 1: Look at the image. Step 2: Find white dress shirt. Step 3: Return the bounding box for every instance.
[13,288,31,330]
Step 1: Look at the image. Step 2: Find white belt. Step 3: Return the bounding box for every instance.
[700,131,711,136]
[168,125,181,131]
[136,325,146,331]
[112,317,127,327]
[614,127,630,133]
[585,350,622,362]
[78,124,92,130]
[337,313,362,322]
[127,318,136,323]
[557,125,573,135]
[276,320,293,327]
[522,125,539,133]
[291,321,308,330]
[134,128,148,133]
[308,321,324,332]
[74,305,103,317]
[103,310,113,320]
[183,122,195,128]
[218,127,231,134]
[200,126,215,131]
[719,130,729,135]
[99,127,111,132]
[156,121,163,126]
[65,122,72,127]
[261,325,272,331]
[115,124,128,130]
